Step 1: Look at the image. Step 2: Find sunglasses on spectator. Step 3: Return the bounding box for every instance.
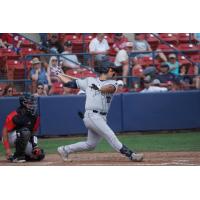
[8,89,13,93]
[52,59,58,61]
[37,87,44,89]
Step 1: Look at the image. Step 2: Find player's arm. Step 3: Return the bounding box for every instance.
[2,127,12,159]
[63,80,78,89]
[91,84,117,94]
[100,84,117,94]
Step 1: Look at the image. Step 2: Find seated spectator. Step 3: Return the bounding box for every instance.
[48,56,66,83]
[155,62,175,86]
[30,57,50,92]
[111,33,128,55]
[3,84,14,96]
[0,86,4,97]
[140,78,168,93]
[194,33,200,44]
[34,83,47,96]
[47,34,64,53]
[0,33,22,53]
[133,33,167,62]
[178,64,195,90]
[166,54,180,75]
[116,80,129,93]
[89,33,110,62]
[114,42,134,85]
[60,41,81,70]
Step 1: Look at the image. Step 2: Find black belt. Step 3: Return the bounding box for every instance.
[93,110,107,115]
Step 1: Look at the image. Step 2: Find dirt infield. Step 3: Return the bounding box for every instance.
[0,152,200,166]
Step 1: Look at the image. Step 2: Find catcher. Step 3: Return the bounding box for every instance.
[2,93,45,163]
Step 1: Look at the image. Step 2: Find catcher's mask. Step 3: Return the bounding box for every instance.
[19,93,38,116]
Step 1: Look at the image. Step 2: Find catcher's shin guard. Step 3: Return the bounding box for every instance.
[15,128,31,157]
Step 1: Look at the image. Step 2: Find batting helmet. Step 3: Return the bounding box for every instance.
[19,92,38,116]
[94,56,122,74]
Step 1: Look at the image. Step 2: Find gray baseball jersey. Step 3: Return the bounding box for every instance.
[76,77,118,113]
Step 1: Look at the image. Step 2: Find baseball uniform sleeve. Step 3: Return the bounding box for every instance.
[76,78,88,91]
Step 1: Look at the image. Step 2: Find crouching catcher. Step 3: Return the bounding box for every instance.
[2,93,45,163]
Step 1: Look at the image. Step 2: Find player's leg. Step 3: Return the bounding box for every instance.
[24,141,45,162]
[10,128,32,162]
[57,129,101,161]
[88,115,143,161]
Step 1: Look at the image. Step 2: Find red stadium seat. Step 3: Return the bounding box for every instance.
[177,55,191,65]
[159,33,178,45]
[0,48,20,59]
[50,82,64,95]
[20,37,36,49]
[137,56,154,67]
[177,33,196,43]
[157,44,177,56]
[145,34,160,50]
[189,55,200,63]
[20,47,35,56]
[177,43,198,56]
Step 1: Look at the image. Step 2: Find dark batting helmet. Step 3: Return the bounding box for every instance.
[94,56,122,74]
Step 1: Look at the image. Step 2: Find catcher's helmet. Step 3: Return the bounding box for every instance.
[19,93,37,115]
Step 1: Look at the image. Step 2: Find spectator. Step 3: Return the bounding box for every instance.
[140,78,168,93]
[178,64,195,90]
[155,62,175,86]
[3,85,14,96]
[30,57,50,92]
[39,33,48,50]
[116,80,129,93]
[167,54,180,75]
[60,41,81,70]
[48,56,66,83]
[133,33,167,62]
[194,33,200,44]
[111,33,128,55]
[0,86,4,97]
[0,33,22,53]
[47,34,64,53]
[34,83,47,96]
[114,42,134,85]
[89,33,110,62]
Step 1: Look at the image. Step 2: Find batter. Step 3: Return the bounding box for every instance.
[57,60,143,162]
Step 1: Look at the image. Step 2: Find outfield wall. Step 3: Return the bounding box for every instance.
[0,91,200,136]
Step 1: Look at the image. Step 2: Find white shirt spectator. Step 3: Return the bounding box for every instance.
[133,40,151,51]
[140,86,168,93]
[60,51,80,69]
[114,49,128,67]
[89,38,110,53]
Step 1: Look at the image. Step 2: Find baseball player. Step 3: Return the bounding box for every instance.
[2,93,45,163]
[57,60,144,162]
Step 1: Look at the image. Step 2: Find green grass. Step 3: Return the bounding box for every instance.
[1,131,199,154]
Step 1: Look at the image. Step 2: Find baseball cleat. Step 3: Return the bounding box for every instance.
[130,153,144,162]
[12,156,26,163]
[57,146,69,162]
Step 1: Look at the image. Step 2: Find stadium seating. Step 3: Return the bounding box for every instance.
[177,43,199,56]
[177,33,196,43]
[0,48,20,60]
[159,33,178,45]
